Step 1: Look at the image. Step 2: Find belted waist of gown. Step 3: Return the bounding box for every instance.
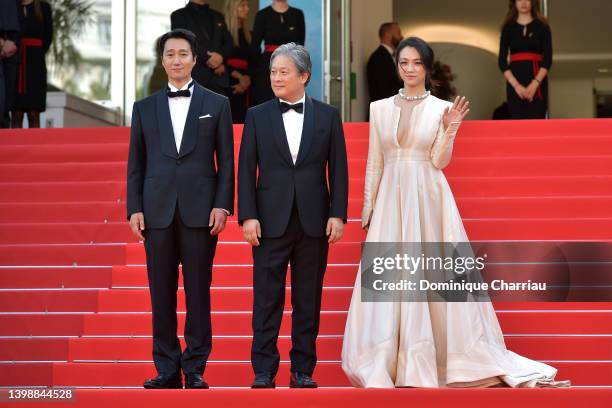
[510,52,543,63]
[227,57,249,70]
[17,37,43,95]
[385,152,430,162]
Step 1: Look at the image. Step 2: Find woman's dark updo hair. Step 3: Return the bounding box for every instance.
[394,36,435,91]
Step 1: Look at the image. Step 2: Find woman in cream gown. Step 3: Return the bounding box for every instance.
[341,37,569,388]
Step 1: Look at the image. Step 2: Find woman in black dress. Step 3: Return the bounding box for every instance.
[224,0,253,123]
[251,0,305,105]
[12,0,52,128]
[499,0,552,119]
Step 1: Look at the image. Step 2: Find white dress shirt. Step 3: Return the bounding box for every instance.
[167,79,229,216]
[279,93,306,164]
[167,79,194,153]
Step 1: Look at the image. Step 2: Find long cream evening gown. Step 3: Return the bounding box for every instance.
[341,94,569,388]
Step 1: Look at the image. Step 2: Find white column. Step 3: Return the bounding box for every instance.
[110,0,125,121]
[124,0,137,124]
[349,0,394,121]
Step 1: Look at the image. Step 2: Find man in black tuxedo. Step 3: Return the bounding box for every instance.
[367,22,403,106]
[171,0,233,96]
[127,29,234,389]
[238,43,348,389]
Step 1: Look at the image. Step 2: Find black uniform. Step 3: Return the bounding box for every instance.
[14,1,52,112]
[227,28,252,123]
[366,45,402,105]
[499,19,552,119]
[171,2,233,95]
[251,6,305,105]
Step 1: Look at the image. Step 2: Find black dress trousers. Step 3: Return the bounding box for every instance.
[144,203,218,376]
[251,197,329,376]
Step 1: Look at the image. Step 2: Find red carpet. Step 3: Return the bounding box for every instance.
[2,389,609,408]
[0,119,611,406]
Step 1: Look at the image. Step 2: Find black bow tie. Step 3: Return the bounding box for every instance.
[280,101,304,114]
[167,81,194,98]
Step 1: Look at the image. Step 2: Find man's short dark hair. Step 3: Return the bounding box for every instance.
[378,22,398,39]
[157,28,198,57]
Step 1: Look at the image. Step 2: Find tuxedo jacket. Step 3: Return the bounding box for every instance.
[367,45,402,104]
[127,83,234,229]
[171,4,233,90]
[0,0,21,43]
[238,96,348,238]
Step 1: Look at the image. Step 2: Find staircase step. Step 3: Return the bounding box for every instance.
[1,288,610,313]
[3,152,612,176]
[0,202,126,223]
[0,128,130,144]
[4,134,612,167]
[3,196,612,223]
[0,310,610,337]
[3,217,612,244]
[0,335,609,362]
[2,176,612,205]
[1,263,609,289]
[1,388,606,408]
[1,361,608,387]
[0,243,126,266]
[0,267,112,289]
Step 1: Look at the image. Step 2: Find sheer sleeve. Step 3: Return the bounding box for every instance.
[430,107,461,170]
[362,103,384,228]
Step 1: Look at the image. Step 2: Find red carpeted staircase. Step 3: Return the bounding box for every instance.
[0,120,611,407]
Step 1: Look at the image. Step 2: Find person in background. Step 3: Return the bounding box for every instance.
[11,0,52,128]
[251,0,304,105]
[499,0,552,119]
[224,0,252,123]
[367,22,403,106]
[0,0,22,128]
[171,0,233,96]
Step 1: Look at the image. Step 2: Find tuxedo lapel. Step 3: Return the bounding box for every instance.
[269,99,294,167]
[178,84,204,158]
[156,90,178,158]
[294,96,314,167]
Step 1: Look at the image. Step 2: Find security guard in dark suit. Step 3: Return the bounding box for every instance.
[171,0,233,95]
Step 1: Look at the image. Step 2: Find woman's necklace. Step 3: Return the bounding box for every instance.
[518,17,533,37]
[398,89,430,101]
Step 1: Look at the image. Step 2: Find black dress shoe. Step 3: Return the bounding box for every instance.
[251,372,276,388]
[289,372,317,388]
[143,373,183,389]
[185,373,209,389]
